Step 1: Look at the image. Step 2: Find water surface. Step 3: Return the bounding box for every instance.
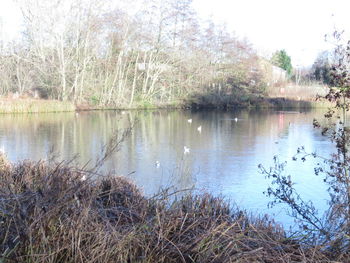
[0,109,334,228]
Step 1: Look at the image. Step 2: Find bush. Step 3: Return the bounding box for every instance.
[261,31,350,261]
[0,156,329,262]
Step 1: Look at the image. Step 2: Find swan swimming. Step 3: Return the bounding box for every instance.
[155,161,160,168]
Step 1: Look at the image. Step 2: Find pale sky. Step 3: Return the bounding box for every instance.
[193,0,350,67]
[0,0,22,42]
[1,0,350,67]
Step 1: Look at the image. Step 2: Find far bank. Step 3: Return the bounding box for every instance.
[0,85,333,114]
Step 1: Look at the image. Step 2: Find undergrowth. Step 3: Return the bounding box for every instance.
[0,156,336,263]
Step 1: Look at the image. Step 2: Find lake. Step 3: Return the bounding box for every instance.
[0,109,334,228]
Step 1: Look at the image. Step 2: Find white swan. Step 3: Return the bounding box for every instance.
[155,161,160,168]
[197,126,202,133]
[184,146,190,154]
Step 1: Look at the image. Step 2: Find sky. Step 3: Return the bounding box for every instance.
[193,0,350,67]
[0,0,22,42]
[1,0,350,67]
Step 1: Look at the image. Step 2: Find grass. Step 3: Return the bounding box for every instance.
[266,84,329,101]
[0,99,75,113]
[0,155,343,262]
[0,86,332,114]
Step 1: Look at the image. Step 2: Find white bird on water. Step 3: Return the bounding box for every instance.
[184,146,190,154]
[155,161,160,168]
[234,117,238,122]
[197,126,202,133]
[187,119,192,123]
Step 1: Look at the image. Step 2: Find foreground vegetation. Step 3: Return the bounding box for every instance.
[261,31,350,262]
[0,155,345,263]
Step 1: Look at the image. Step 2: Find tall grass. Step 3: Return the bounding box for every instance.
[266,84,329,101]
[0,156,335,262]
[0,99,75,113]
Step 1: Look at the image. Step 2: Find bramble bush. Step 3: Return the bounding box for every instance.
[260,31,350,260]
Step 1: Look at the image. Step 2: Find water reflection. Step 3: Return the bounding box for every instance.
[0,109,333,228]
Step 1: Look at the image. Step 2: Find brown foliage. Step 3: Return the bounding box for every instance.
[0,158,334,262]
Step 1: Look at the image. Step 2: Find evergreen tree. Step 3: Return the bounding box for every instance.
[271,49,292,76]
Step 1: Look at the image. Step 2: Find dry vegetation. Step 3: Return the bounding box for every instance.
[0,99,75,113]
[0,155,343,263]
[0,0,269,110]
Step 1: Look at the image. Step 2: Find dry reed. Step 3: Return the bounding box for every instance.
[0,155,342,262]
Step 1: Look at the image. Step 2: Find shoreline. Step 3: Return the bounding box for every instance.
[0,156,336,262]
[0,96,334,114]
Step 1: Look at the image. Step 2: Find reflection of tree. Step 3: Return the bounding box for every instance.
[0,109,327,194]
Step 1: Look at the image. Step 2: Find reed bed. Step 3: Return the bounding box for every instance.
[0,156,341,263]
[0,99,75,113]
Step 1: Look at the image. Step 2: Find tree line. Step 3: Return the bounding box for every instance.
[0,0,269,107]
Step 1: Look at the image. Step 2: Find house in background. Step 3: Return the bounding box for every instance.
[271,65,287,84]
[259,58,288,86]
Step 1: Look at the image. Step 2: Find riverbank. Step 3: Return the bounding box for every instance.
[0,95,334,114]
[0,156,343,262]
[0,98,75,113]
